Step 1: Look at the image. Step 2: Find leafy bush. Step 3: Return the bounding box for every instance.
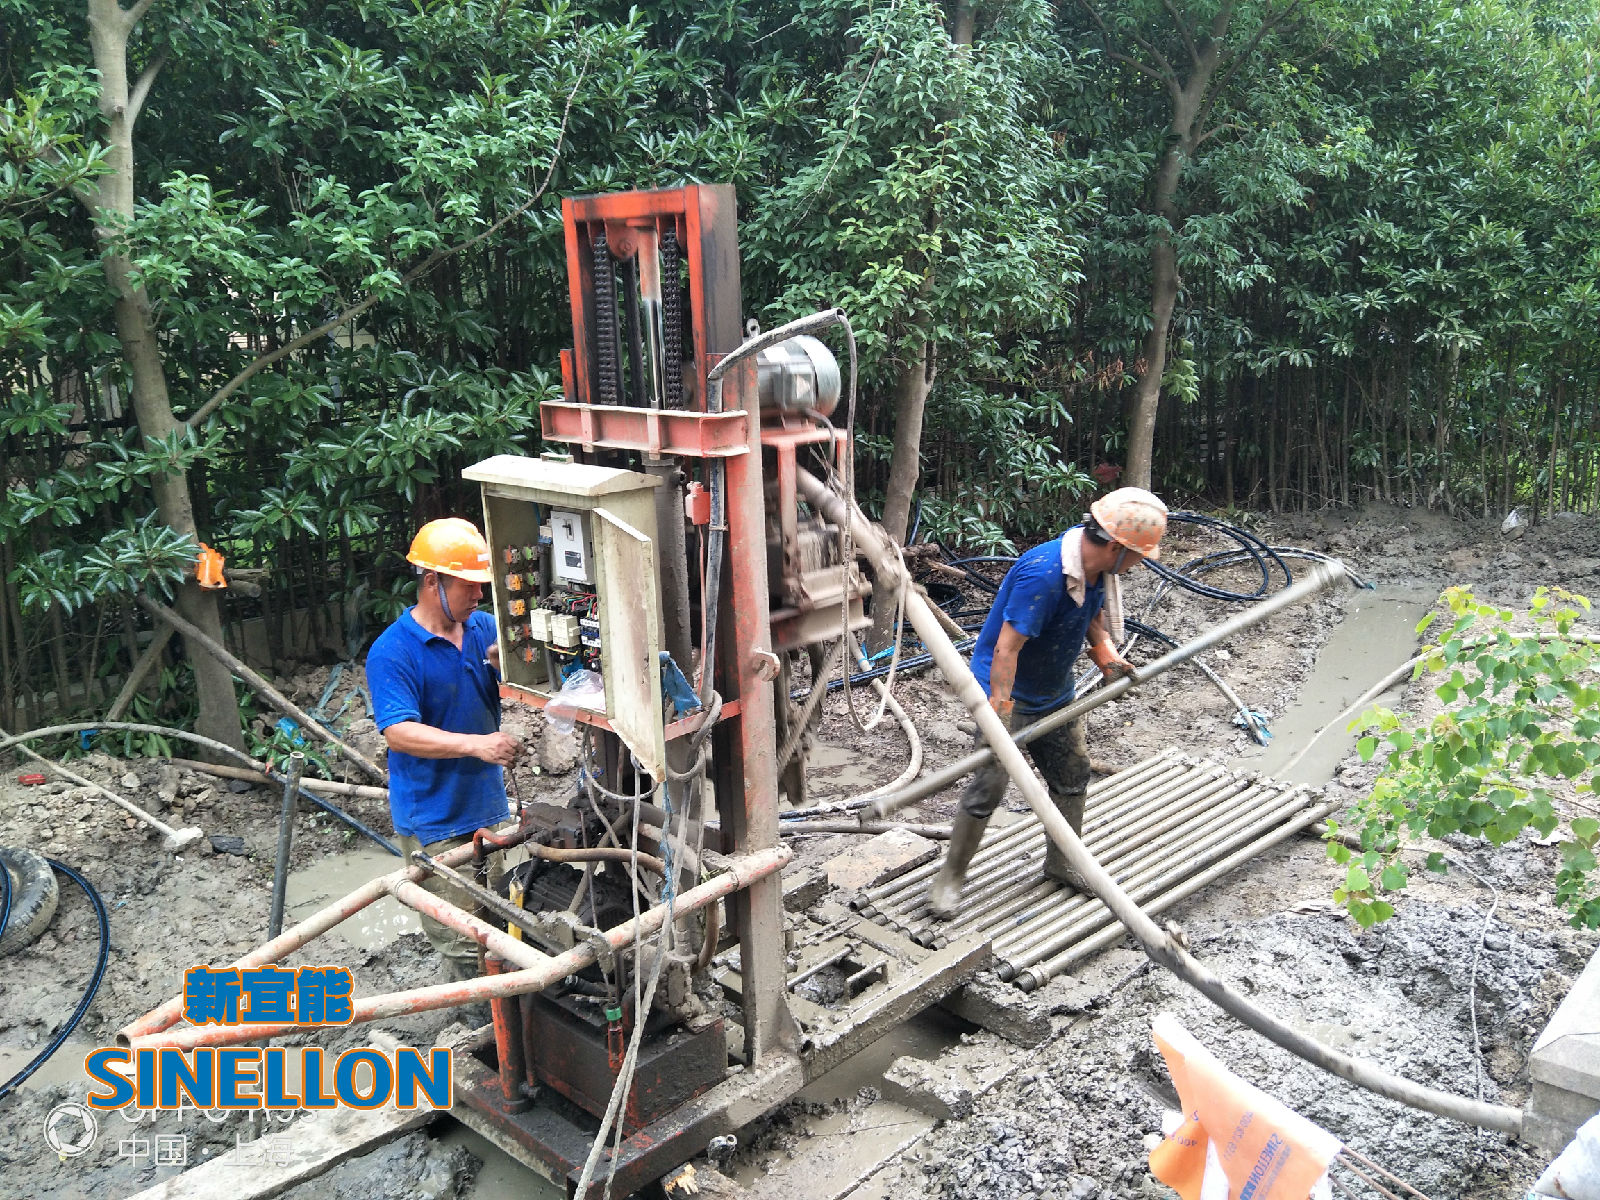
[1332,586,1599,927]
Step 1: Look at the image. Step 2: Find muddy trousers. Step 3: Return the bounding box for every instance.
[395,831,507,983]
[958,707,1092,890]
[957,708,1091,823]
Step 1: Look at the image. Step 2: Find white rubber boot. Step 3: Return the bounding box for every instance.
[1042,790,1092,892]
[927,810,988,920]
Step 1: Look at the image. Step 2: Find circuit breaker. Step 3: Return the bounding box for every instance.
[462,455,667,779]
[549,508,594,584]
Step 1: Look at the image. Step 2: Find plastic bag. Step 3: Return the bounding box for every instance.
[1531,1112,1600,1199]
[545,669,605,734]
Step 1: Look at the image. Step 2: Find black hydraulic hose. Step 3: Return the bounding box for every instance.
[1190,546,1372,591]
[1145,513,1292,602]
[0,723,400,857]
[788,637,979,702]
[0,858,109,1100]
[944,556,1020,568]
[1,854,10,942]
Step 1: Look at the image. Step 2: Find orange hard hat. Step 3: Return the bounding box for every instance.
[1089,487,1168,558]
[407,518,492,582]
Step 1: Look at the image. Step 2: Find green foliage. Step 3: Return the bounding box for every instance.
[741,0,1092,529]
[1332,586,1600,927]
[12,518,198,614]
[5,0,1600,727]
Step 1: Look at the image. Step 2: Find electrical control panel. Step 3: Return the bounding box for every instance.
[462,455,667,779]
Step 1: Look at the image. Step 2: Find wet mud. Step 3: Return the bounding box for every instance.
[1,502,1598,1198]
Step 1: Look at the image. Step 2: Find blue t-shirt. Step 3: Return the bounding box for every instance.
[969,531,1105,713]
[366,608,510,844]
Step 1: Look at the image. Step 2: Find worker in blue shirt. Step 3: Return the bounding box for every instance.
[928,488,1168,919]
[366,517,520,983]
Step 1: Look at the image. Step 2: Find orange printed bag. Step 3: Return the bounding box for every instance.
[1148,1013,1341,1200]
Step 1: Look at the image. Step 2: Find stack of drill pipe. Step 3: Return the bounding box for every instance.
[858,750,1332,988]
[854,749,1188,930]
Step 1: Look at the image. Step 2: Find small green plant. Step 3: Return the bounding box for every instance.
[1331,586,1599,928]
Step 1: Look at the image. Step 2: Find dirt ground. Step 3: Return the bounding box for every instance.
[1,501,1598,1198]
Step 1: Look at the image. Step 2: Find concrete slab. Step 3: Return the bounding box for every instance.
[1526,943,1600,1150]
[939,972,1053,1047]
[782,865,829,913]
[824,829,940,893]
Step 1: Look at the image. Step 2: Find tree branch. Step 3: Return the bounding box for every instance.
[127,51,167,126]
[1196,0,1300,133]
[1193,121,1241,150]
[184,53,589,431]
[1161,0,1199,66]
[1077,0,1176,84]
[123,0,158,27]
[1106,49,1176,91]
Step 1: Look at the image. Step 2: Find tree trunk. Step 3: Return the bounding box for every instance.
[871,340,935,650]
[84,0,246,753]
[1122,18,1224,490]
[1124,176,1180,491]
[951,1,976,45]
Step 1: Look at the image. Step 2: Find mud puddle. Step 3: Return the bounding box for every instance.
[804,740,883,796]
[1230,584,1436,784]
[282,847,419,950]
[727,1008,966,1198]
[0,1032,99,1094]
[434,1123,564,1200]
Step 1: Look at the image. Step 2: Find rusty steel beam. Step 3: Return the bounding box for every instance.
[125,846,791,1052]
[388,878,549,972]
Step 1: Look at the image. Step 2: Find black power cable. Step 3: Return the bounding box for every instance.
[0,859,109,1101]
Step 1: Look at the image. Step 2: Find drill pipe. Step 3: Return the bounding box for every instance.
[858,754,1195,911]
[795,467,1520,1136]
[859,752,1189,907]
[1004,793,1332,981]
[887,781,1275,946]
[870,770,1246,933]
[861,561,1355,822]
[1020,797,1338,989]
[992,788,1314,963]
[924,780,1275,946]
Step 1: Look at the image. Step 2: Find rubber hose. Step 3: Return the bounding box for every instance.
[791,637,978,700]
[0,858,109,1100]
[0,722,399,856]
[1,855,10,942]
[1144,513,1291,602]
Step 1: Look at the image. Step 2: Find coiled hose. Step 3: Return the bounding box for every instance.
[0,858,109,1100]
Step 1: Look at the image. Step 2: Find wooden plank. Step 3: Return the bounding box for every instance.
[125,1032,455,1200]
[123,1102,437,1200]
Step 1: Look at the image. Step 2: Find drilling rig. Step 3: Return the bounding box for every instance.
[118,182,1352,1196]
[442,183,986,1192]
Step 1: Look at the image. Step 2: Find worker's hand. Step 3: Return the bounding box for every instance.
[471,732,521,767]
[1087,640,1136,682]
[988,697,1018,733]
[1099,655,1136,682]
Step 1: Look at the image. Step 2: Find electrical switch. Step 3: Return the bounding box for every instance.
[530,609,552,641]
